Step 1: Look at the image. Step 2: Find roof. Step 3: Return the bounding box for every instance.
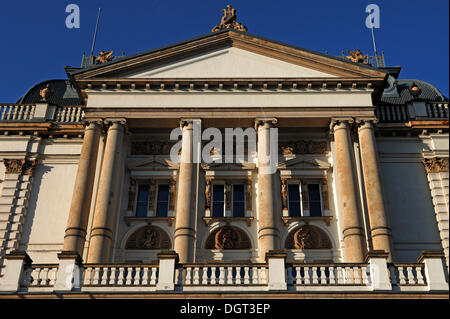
[381,79,448,105]
[16,79,83,106]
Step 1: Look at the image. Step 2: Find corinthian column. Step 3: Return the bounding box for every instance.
[331,119,366,262]
[87,119,126,263]
[357,119,393,261]
[173,120,196,263]
[256,119,280,262]
[62,121,101,256]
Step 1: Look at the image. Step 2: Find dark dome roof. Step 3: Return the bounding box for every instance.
[17,79,83,106]
[381,79,448,105]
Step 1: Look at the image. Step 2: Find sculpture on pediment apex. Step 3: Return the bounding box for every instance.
[212,5,247,32]
[346,49,369,65]
[279,141,328,155]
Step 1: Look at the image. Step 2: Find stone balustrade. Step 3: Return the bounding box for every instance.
[0,250,447,294]
[176,264,268,291]
[0,104,35,121]
[0,103,84,123]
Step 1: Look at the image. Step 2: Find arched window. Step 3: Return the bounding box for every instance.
[205,226,251,250]
[285,225,332,249]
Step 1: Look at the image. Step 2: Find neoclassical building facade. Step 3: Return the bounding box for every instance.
[0,8,448,298]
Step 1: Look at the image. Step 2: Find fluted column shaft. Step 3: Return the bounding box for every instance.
[358,120,393,261]
[256,119,280,262]
[174,121,196,263]
[332,119,366,262]
[87,120,125,263]
[62,122,101,256]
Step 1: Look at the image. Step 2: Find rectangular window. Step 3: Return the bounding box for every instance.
[156,184,169,217]
[136,185,149,217]
[308,184,322,216]
[212,184,225,217]
[288,184,301,217]
[232,185,245,217]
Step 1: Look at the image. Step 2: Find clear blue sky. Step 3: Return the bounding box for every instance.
[0,0,448,102]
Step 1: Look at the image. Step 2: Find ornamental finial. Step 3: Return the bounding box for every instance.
[212,5,247,32]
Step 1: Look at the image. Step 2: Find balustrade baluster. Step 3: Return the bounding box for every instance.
[84,267,92,285]
[109,267,117,285]
[416,267,424,285]
[329,267,336,284]
[251,267,258,284]
[244,267,250,284]
[226,266,233,284]
[319,266,326,284]
[218,267,225,285]
[92,267,100,285]
[117,267,125,285]
[406,266,415,285]
[353,267,361,284]
[210,267,217,285]
[193,267,200,285]
[185,267,192,285]
[235,266,242,285]
[202,267,208,285]
[295,267,302,285]
[304,267,311,284]
[312,267,318,284]
[398,267,406,285]
[361,266,369,285]
[260,267,267,284]
[134,267,142,285]
[336,267,344,284]
[150,267,157,285]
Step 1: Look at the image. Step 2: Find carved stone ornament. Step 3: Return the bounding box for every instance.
[281,179,288,210]
[39,84,52,102]
[245,181,252,211]
[205,226,251,250]
[125,225,171,250]
[279,141,328,155]
[95,50,114,64]
[3,159,37,175]
[131,141,175,155]
[169,179,177,211]
[422,157,449,174]
[285,225,332,250]
[346,49,369,65]
[205,180,212,209]
[211,5,247,32]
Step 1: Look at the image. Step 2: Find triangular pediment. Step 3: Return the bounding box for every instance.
[202,161,256,171]
[72,30,387,81]
[128,157,179,171]
[278,157,331,170]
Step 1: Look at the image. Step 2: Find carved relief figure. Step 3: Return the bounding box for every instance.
[3,159,37,175]
[205,226,251,250]
[125,225,171,250]
[285,225,332,250]
[225,183,232,210]
[169,179,176,211]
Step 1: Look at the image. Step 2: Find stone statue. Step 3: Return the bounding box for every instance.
[95,50,114,64]
[212,5,247,32]
[39,84,52,102]
[346,49,369,65]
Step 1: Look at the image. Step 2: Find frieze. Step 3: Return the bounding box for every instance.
[279,141,328,155]
[131,141,175,155]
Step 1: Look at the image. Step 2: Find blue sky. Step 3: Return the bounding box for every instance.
[0,0,448,102]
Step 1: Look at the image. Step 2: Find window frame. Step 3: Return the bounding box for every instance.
[211,182,226,217]
[232,183,246,217]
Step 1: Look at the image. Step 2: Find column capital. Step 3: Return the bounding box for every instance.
[179,119,201,129]
[329,117,354,133]
[254,118,278,131]
[104,118,127,126]
[355,118,378,131]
